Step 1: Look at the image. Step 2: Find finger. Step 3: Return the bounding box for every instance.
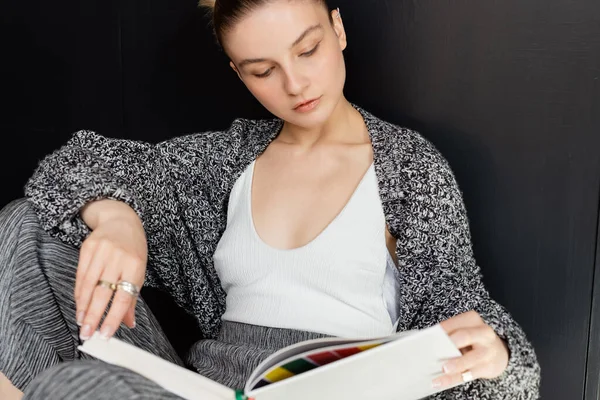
[448,325,497,350]
[99,266,142,338]
[75,239,96,300]
[442,346,488,375]
[98,289,135,339]
[123,298,137,329]
[79,260,121,340]
[440,310,483,335]
[74,239,98,324]
[432,365,486,389]
[76,243,111,328]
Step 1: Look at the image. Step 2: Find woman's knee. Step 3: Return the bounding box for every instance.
[0,198,77,270]
[0,198,39,241]
[0,198,35,221]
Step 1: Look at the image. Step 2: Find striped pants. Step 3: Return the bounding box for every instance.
[0,199,326,399]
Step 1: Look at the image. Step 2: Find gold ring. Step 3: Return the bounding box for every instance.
[116,280,140,297]
[97,280,117,291]
[461,370,474,383]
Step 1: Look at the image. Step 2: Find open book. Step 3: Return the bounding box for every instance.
[78,324,464,400]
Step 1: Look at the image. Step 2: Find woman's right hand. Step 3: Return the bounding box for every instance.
[74,200,148,341]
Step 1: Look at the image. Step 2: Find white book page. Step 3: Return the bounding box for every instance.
[247,324,463,400]
[78,332,235,400]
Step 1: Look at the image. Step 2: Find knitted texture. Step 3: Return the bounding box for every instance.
[24,104,540,399]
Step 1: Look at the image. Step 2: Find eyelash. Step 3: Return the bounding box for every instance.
[254,43,321,79]
[255,69,273,78]
[300,43,320,57]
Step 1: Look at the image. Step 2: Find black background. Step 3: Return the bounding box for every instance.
[1,1,599,398]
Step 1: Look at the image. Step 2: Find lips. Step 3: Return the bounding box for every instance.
[293,97,320,110]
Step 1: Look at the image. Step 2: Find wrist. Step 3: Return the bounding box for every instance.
[81,199,141,229]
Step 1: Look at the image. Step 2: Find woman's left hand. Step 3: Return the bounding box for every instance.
[432,310,510,388]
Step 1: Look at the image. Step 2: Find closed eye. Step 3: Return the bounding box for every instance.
[252,41,320,78]
[300,43,320,57]
[254,68,273,78]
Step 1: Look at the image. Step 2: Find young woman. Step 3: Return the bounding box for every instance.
[0,0,540,398]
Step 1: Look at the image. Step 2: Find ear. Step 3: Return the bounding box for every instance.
[331,9,347,51]
[229,61,242,80]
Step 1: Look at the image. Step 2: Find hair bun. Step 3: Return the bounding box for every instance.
[198,0,216,9]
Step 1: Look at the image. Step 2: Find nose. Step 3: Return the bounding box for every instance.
[283,66,309,96]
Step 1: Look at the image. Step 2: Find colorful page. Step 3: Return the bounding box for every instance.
[78,332,237,400]
[247,337,399,390]
[244,330,416,390]
[246,324,463,400]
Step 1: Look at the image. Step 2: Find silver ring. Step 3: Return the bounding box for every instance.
[461,370,474,383]
[116,280,140,297]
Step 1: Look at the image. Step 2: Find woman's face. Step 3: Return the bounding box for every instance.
[223,1,347,129]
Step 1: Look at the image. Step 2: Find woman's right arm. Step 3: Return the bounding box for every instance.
[25,130,173,249]
[24,129,194,338]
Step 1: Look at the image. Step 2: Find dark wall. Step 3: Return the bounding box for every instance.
[586,202,600,399]
[340,2,600,400]
[1,1,599,399]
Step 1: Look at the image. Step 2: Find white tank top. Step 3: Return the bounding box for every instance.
[213,160,400,338]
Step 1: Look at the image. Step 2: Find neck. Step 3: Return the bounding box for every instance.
[277,96,366,148]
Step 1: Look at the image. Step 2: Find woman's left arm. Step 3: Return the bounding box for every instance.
[390,133,541,399]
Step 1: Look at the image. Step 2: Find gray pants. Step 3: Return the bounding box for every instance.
[0,199,327,399]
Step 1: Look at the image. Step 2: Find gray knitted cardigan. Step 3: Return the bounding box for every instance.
[24,104,540,399]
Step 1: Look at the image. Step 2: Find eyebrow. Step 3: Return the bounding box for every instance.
[237,23,324,68]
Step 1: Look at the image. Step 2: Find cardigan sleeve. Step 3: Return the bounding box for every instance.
[23,129,200,293]
[390,132,541,400]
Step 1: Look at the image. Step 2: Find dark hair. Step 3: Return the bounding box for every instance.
[199,0,332,47]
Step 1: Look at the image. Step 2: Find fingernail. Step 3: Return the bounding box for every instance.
[79,324,92,341]
[432,380,442,388]
[443,363,454,374]
[76,311,85,326]
[131,318,136,329]
[99,325,112,340]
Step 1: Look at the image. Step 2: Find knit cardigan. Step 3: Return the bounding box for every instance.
[24,104,540,399]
